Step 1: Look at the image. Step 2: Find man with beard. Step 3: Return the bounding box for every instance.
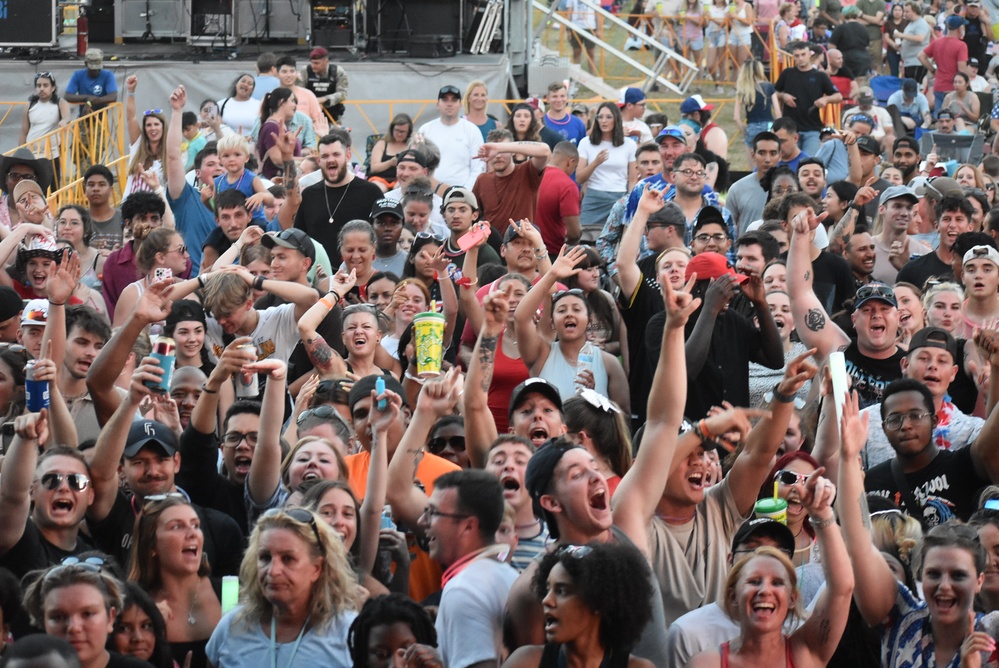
[86,358,244,573]
[673,153,738,251]
[0,410,96,579]
[472,129,550,238]
[166,85,225,274]
[735,230,780,278]
[788,199,905,408]
[797,158,828,201]
[289,129,384,252]
[175,340,260,536]
[871,186,930,284]
[726,132,781,233]
[891,136,923,185]
[897,196,975,287]
[843,228,876,288]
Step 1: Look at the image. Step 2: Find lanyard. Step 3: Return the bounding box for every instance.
[270,614,310,668]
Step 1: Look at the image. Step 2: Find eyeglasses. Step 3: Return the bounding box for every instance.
[694,233,727,243]
[987,184,997,191]
[262,507,325,555]
[552,288,585,305]
[856,283,895,302]
[222,431,258,448]
[7,172,36,182]
[143,109,163,116]
[674,168,707,179]
[420,505,471,522]
[882,411,933,431]
[428,435,466,454]
[774,469,808,486]
[39,472,90,491]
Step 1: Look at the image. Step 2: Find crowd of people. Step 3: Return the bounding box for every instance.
[8,10,999,665]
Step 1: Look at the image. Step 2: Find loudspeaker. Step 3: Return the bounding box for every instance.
[0,0,57,46]
[376,0,458,52]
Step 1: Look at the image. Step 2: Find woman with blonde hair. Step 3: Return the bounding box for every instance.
[464,80,497,140]
[955,163,987,190]
[367,113,413,192]
[128,495,221,668]
[734,59,781,154]
[122,74,168,199]
[775,2,806,48]
[922,281,964,336]
[205,506,360,666]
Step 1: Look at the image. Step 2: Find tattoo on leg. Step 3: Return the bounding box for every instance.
[804,308,826,332]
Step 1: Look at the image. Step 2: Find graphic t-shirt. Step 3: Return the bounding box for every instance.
[205,302,299,364]
[842,341,905,409]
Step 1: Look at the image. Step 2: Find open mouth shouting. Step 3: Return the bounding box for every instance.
[528,426,549,447]
[233,454,252,477]
[500,473,522,500]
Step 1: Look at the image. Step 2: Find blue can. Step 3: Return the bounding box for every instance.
[25,361,49,412]
[146,337,176,393]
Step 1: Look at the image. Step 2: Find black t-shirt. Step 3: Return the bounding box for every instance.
[620,274,664,427]
[843,340,905,409]
[294,178,384,255]
[949,338,980,415]
[865,446,989,527]
[0,519,93,580]
[830,21,872,74]
[896,251,953,291]
[88,491,245,576]
[175,425,248,536]
[774,67,838,132]
[107,652,155,668]
[812,250,857,315]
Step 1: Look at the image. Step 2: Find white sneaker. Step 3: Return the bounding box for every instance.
[624,36,644,50]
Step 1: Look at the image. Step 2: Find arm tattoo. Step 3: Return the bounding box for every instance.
[804,308,826,332]
[305,336,334,370]
[283,160,296,181]
[803,270,811,282]
[478,336,499,393]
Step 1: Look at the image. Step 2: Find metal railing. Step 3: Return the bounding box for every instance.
[4,103,128,213]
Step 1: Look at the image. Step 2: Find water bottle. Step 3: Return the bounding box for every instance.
[575,341,594,391]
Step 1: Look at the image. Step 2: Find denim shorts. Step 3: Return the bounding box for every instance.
[705,27,726,48]
[743,120,771,146]
[729,30,752,47]
[687,34,705,51]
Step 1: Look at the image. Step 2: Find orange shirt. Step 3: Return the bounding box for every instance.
[345,450,460,602]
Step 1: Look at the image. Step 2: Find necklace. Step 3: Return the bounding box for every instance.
[187,587,198,625]
[323,178,352,225]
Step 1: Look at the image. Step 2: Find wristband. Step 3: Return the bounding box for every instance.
[695,419,715,441]
[197,275,206,288]
[319,296,335,310]
[771,383,796,404]
[253,276,265,291]
[200,384,218,394]
[808,515,836,530]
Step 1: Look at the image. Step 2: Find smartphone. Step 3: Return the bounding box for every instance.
[154,267,173,282]
[457,225,488,252]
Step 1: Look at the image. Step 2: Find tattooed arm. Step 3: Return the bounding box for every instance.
[277,160,300,230]
[297,289,349,379]
[786,204,850,362]
[462,292,506,469]
[837,390,898,627]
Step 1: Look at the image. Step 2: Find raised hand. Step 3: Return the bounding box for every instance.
[211,337,257,378]
[14,408,49,444]
[854,175,879,208]
[242,358,287,381]
[245,192,268,212]
[139,169,161,192]
[975,328,999,367]
[170,85,186,111]
[549,244,588,281]
[637,185,666,215]
[778,347,818,397]
[703,275,739,315]
[960,611,995,668]
[276,126,302,162]
[330,268,357,297]
[509,218,544,250]
[237,225,265,248]
[481,288,510,336]
[46,248,81,305]
[839,390,869,460]
[663,274,701,329]
[369,387,402,433]
[416,367,463,417]
[702,405,771,445]
[126,75,138,94]
[800,466,836,520]
[129,356,164,404]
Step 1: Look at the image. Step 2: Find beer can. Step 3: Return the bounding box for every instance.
[235,343,258,397]
[25,360,49,412]
[147,336,176,393]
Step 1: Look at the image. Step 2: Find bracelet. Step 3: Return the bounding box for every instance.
[47,300,66,306]
[403,369,426,384]
[197,275,206,289]
[253,276,265,291]
[328,290,341,304]
[694,419,715,441]
[319,296,335,309]
[771,383,796,404]
[126,91,135,98]
[200,384,218,394]
[808,515,837,530]
[461,278,479,289]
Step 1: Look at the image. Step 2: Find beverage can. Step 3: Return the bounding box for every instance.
[235,343,259,397]
[412,311,446,377]
[25,360,49,412]
[146,336,176,394]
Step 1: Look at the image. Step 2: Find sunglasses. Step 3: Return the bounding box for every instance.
[557,544,594,559]
[34,71,54,83]
[7,172,36,182]
[44,556,109,584]
[262,507,325,555]
[296,405,352,431]
[143,492,187,504]
[39,472,90,491]
[552,288,585,304]
[143,109,164,116]
[428,435,465,454]
[856,283,895,302]
[774,469,808,486]
[415,231,446,244]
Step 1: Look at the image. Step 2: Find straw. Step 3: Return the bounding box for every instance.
[773,480,779,500]
[431,299,437,312]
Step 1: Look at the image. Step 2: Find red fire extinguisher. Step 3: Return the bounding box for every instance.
[77,8,89,56]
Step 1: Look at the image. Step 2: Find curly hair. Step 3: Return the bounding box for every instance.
[234,507,359,632]
[127,497,211,591]
[56,204,94,246]
[347,594,437,667]
[532,542,653,653]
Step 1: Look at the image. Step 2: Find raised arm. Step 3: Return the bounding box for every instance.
[357,386,404,578]
[458,242,485,336]
[245,359,287,506]
[969,329,999,481]
[211,223,264,271]
[298,269,355,378]
[838,390,898,626]
[124,75,140,146]
[232,264,318,320]
[191,338,254,434]
[792,470,853,665]
[276,161,300,231]
[40,246,78,375]
[615,185,659,296]
[612,275,699,553]
[476,141,550,173]
[166,85,188,200]
[428,249,459,346]
[0,410,49,555]
[463,290,508,469]
[35,353,76,448]
[787,205,849,361]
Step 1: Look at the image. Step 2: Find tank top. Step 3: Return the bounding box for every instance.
[487,332,530,435]
[733,4,753,37]
[539,340,608,401]
[720,638,797,668]
[369,145,400,181]
[215,169,266,224]
[538,643,629,668]
[26,100,62,157]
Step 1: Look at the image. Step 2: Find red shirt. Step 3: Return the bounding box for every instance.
[923,36,968,93]
[472,161,544,237]
[535,166,581,255]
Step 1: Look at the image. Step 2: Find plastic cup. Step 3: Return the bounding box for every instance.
[754,497,788,525]
[413,311,446,377]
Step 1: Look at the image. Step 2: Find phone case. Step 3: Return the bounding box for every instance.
[457,226,487,252]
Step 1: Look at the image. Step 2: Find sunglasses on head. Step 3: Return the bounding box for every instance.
[39,472,90,491]
[415,231,446,243]
[428,435,465,454]
[44,556,109,583]
[262,507,325,555]
[34,71,54,83]
[552,288,585,305]
[296,404,351,430]
[556,544,593,559]
[143,109,163,116]
[856,283,894,301]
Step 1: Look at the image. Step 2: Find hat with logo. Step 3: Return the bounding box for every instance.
[908,326,958,362]
[680,94,715,114]
[20,298,48,327]
[125,420,178,458]
[509,377,563,419]
[963,244,999,269]
[731,518,796,559]
[879,185,919,206]
[853,282,897,310]
[525,96,546,112]
[370,197,404,220]
[856,135,882,156]
[685,251,748,283]
[438,84,462,99]
[84,48,103,69]
[261,228,316,263]
[857,87,875,104]
[656,125,686,144]
[618,87,646,107]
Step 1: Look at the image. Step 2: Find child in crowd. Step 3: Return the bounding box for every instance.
[180,111,207,172]
[213,133,274,225]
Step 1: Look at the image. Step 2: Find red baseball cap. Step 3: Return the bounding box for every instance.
[685,252,749,283]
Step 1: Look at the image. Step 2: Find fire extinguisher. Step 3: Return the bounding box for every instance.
[77,7,89,56]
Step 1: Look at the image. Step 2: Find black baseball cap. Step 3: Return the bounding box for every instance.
[509,377,563,419]
[124,420,178,458]
[893,136,919,153]
[371,197,404,220]
[348,374,408,411]
[438,85,462,99]
[908,326,957,362]
[524,439,579,540]
[261,228,316,263]
[856,135,882,157]
[731,518,796,560]
[396,149,427,168]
